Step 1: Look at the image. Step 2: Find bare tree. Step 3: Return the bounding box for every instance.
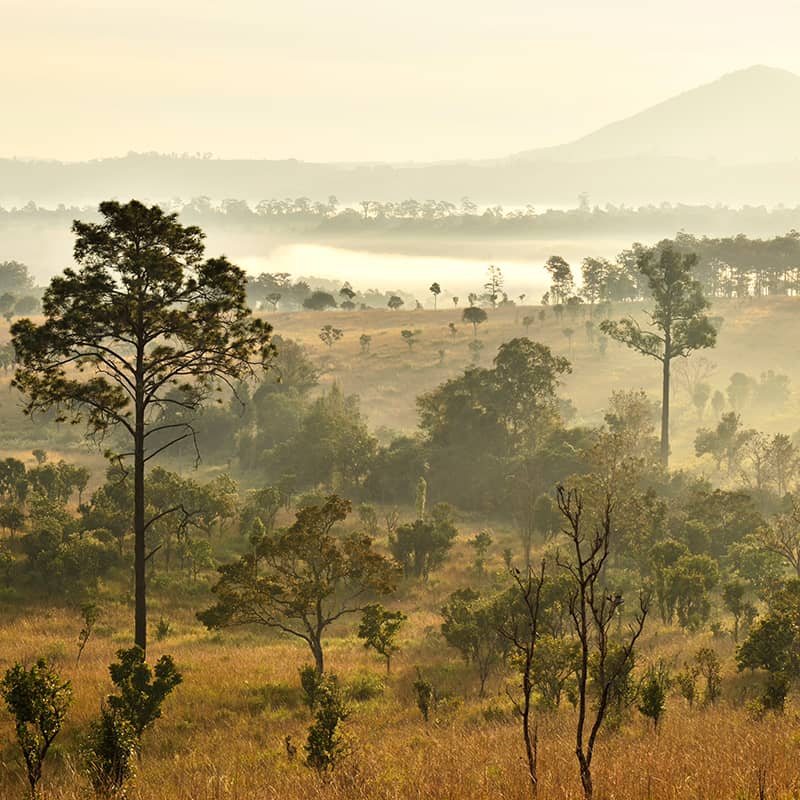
[498,560,546,798]
[556,486,648,800]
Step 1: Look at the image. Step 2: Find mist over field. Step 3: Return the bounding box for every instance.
[4,3,800,799]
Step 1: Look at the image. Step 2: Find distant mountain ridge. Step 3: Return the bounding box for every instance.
[511,66,800,165]
[3,66,800,207]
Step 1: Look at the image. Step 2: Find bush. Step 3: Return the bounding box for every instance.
[82,706,137,799]
[304,676,349,772]
[345,671,385,702]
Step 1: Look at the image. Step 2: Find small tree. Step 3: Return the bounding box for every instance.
[319,324,344,349]
[462,305,488,338]
[359,333,372,354]
[412,670,435,722]
[441,588,508,696]
[82,705,137,800]
[556,487,648,800]
[695,647,721,706]
[107,647,182,744]
[562,327,575,356]
[522,315,535,333]
[400,329,420,351]
[358,604,407,673]
[497,561,547,797]
[637,662,671,729]
[304,676,349,772]
[469,529,493,574]
[452,296,459,308]
[448,322,458,338]
[1,658,73,799]
[468,338,484,364]
[390,503,457,580]
[429,282,442,309]
[387,295,404,310]
[77,602,101,664]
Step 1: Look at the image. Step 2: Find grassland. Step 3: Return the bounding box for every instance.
[1,298,799,798]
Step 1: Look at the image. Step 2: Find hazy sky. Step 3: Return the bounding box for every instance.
[5,0,800,162]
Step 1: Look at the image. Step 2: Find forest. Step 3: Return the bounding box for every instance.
[1,199,800,799]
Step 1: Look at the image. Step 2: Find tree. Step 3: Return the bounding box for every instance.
[581,258,610,305]
[637,662,670,729]
[359,333,372,354]
[462,305,488,338]
[441,588,508,696]
[82,705,137,800]
[755,497,800,577]
[358,603,406,673]
[10,201,273,652]
[400,329,420,351]
[390,503,458,580]
[723,580,755,643]
[339,283,356,303]
[484,265,504,308]
[0,260,34,294]
[319,324,344,349]
[694,412,749,473]
[1,659,72,799]
[107,646,182,742]
[545,256,574,304]
[497,561,547,797]
[303,291,337,311]
[305,676,349,772]
[556,487,648,800]
[387,295,404,310]
[199,496,399,673]
[600,245,717,464]
[429,282,441,309]
[737,579,800,711]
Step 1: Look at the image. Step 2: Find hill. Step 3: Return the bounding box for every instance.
[512,66,800,165]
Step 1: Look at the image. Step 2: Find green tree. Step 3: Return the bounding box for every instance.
[600,245,717,464]
[357,603,406,673]
[387,295,404,310]
[10,201,273,652]
[390,503,457,580]
[81,705,138,799]
[736,579,800,711]
[1,659,72,799]
[429,281,441,309]
[199,496,400,673]
[304,676,349,772]
[441,588,508,696]
[107,646,182,742]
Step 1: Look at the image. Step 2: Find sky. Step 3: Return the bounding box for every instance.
[5,0,800,163]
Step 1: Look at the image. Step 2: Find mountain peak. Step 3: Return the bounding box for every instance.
[514,65,800,165]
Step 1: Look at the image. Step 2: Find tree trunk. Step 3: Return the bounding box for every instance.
[660,350,670,465]
[578,755,593,799]
[522,679,538,797]
[134,414,147,653]
[312,638,324,674]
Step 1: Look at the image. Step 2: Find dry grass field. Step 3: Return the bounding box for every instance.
[1,298,800,799]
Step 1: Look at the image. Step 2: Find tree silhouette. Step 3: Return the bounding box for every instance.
[11,200,273,652]
[429,282,441,309]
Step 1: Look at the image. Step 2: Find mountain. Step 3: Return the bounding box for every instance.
[3,66,800,208]
[512,66,800,165]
